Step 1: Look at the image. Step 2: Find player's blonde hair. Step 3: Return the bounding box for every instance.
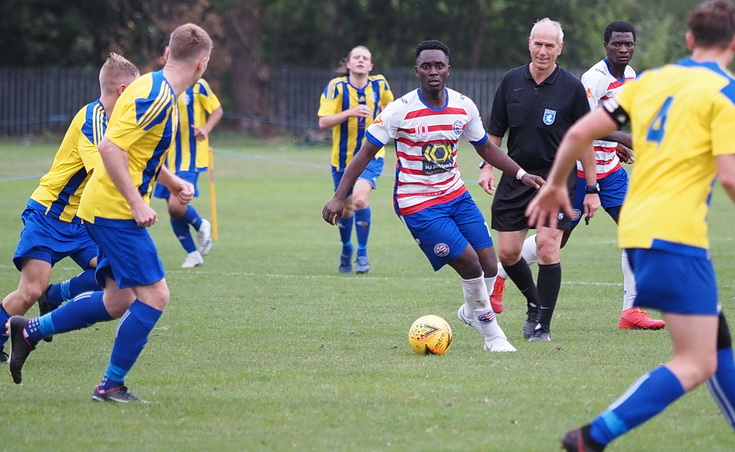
[168,23,213,64]
[530,17,564,44]
[99,52,139,96]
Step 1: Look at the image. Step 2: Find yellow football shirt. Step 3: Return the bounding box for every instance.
[79,71,178,224]
[318,74,394,171]
[30,100,105,223]
[166,78,221,173]
[613,59,735,252]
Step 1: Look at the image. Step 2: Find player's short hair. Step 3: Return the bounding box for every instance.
[99,53,140,96]
[604,21,636,42]
[530,18,564,44]
[167,23,213,63]
[415,40,450,61]
[335,45,371,76]
[688,0,735,48]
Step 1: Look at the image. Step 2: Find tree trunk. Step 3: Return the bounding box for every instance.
[226,1,271,136]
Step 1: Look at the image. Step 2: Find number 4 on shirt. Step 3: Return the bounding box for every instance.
[645,96,674,146]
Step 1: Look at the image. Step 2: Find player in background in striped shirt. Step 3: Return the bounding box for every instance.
[154,44,223,269]
[0,53,139,363]
[323,40,544,352]
[318,45,394,274]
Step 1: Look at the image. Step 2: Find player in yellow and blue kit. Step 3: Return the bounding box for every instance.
[318,45,394,274]
[7,24,213,403]
[154,45,223,268]
[0,53,139,362]
[526,1,735,449]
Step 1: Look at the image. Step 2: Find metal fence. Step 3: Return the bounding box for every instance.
[0,66,509,137]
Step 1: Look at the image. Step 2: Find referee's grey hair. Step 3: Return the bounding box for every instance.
[530,17,564,44]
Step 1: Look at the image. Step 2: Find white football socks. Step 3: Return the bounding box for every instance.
[621,249,637,310]
[461,276,504,338]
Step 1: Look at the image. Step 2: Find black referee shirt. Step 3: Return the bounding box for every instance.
[487,63,589,173]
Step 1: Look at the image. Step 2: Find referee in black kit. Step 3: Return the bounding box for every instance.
[478,17,596,342]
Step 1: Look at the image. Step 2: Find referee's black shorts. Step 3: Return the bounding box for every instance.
[490,168,576,232]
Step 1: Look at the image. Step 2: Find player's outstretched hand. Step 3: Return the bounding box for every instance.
[520,173,545,190]
[525,184,571,230]
[322,199,344,226]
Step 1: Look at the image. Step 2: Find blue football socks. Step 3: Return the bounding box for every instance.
[589,365,685,445]
[47,268,100,306]
[707,347,735,430]
[0,305,10,348]
[338,216,354,256]
[183,205,203,230]
[171,217,197,253]
[28,291,113,343]
[354,207,371,257]
[101,300,162,387]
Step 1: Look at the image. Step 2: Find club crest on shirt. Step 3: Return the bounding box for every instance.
[452,120,465,135]
[434,243,450,258]
[543,109,556,125]
[571,209,582,221]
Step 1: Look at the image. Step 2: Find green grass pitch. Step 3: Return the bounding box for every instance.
[1,133,734,451]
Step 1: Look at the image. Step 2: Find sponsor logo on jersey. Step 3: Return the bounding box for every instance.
[543,109,557,125]
[433,243,450,257]
[422,142,454,175]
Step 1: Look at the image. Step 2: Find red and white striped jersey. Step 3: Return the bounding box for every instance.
[578,59,636,178]
[366,88,488,216]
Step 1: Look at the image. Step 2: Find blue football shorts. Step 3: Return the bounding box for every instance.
[13,205,98,271]
[627,246,719,315]
[571,168,629,228]
[332,157,384,195]
[85,222,165,289]
[400,191,493,271]
[153,170,201,199]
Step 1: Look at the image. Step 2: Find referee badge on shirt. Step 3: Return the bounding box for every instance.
[543,109,556,125]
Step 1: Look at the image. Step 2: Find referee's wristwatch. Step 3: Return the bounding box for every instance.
[585,183,600,194]
[479,160,489,169]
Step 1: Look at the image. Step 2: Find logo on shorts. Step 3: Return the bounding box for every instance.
[452,120,465,135]
[434,243,450,257]
[543,109,556,125]
[558,212,565,221]
[571,209,582,221]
